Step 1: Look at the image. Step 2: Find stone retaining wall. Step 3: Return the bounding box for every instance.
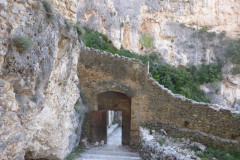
[143,122,240,151]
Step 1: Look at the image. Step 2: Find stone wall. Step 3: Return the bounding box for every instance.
[78,47,240,149]
[0,0,83,159]
[143,122,240,151]
[138,127,196,160]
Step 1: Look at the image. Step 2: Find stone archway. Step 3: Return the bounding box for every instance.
[90,91,131,145]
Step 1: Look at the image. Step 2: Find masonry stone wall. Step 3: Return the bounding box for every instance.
[78,47,240,149]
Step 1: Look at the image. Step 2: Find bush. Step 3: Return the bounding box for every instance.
[225,39,240,75]
[232,66,240,75]
[207,32,216,41]
[42,0,52,12]
[180,23,186,28]
[74,23,86,36]
[195,147,240,160]
[225,39,240,65]
[42,0,53,21]
[188,44,195,49]
[140,33,154,50]
[150,63,221,102]
[219,31,226,39]
[65,20,73,31]
[199,26,208,33]
[82,28,118,53]
[13,36,33,51]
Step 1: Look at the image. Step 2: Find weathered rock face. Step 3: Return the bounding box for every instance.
[0,0,83,159]
[201,75,240,109]
[77,0,240,107]
[77,0,240,54]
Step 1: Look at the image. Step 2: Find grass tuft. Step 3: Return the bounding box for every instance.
[64,146,86,160]
[42,0,52,12]
[199,26,208,33]
[140,33,155,50]
[74,23,86,36]
[158,137,166,146]
[13,36,33,51]
[42,0,53,21]
[65,20,73,31]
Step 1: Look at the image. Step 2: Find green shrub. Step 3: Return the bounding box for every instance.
[207,32,216,41]
[188,44,195,49]
[82,28,118,53]
[199,26,208,33]
[219,31,226,39]
[195,147,240,160]
[65,20,73,31]
[232,113,240,118]
[74,23,86,36]
[158,137,166,146]
[232,66,240,75]
[149,129,152,135]
[65,146,86,160]
[42,0,52,12]
[140,33,154,50]
[180,23,186,28]
[42,0,53,21]
[225,39,240,65]
[149,52,158,62]
[150,63,221,102]
[13,36,33,51]
[120,22,124,28]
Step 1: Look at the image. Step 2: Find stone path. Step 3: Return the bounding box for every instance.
[77,127,141,160]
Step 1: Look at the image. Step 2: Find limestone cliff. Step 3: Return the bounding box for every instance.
[0,0,240,159]
[0,0,84,159]
[77,0,240,108]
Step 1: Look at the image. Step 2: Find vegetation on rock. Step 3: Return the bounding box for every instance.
[65,20,73,31]
[74,23,86,36]
[140,33,155,50]
[225,39,240,75]
[42,0,53,21]
[65,146,86,160]
[13,36,33,51]
[81,28,222,103]
[195,147,240,160]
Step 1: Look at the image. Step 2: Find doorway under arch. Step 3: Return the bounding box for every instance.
[90,91,131,145]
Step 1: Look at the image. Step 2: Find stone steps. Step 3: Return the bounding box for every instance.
[77,146,141,160]
[82,150,140,157]
[78,152,141,160]
[77,127,141,160]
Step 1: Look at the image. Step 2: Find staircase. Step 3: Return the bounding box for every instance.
[76,127,141,160]
[78,148,141,160]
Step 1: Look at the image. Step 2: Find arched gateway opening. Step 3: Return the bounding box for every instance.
[90,91,131,145]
